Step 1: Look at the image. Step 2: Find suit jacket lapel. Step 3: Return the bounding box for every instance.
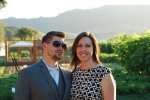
[59,67,71,100]
[39,60,59,99]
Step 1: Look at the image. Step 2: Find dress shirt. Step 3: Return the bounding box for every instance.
[42,58,59,86]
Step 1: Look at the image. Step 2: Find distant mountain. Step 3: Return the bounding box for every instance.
[2,5,150,40]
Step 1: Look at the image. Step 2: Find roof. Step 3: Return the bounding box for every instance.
[10,41,33,47]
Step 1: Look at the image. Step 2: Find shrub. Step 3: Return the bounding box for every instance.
[0,74,17,100]
[116,73,150,94]
[99,41,114,53]
[0,57,5,66]
[104,63,150,94]
[100,53,120,63]
[60,47,72,64]
[114,34,150,75]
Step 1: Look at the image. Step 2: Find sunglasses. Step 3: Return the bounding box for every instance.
[47,41,67,49]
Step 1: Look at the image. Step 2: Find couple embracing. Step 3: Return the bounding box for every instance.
[15,31,116,100]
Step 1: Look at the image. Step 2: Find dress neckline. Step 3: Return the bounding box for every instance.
[77,64,102,72]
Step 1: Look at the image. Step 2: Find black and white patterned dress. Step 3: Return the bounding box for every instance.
[71,64,110,100]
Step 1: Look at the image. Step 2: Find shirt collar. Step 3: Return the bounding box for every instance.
[41,58,59,70]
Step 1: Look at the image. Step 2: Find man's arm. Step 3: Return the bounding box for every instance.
[14,70,30,100]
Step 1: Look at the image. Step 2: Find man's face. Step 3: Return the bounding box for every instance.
[43,36,66,61]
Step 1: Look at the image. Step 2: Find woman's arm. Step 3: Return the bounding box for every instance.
[101,73,116,100]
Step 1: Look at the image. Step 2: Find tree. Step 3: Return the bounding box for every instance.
[15,27,32,40]
[0,0,7,9]
[5,26,18,40]
[0,0,7,42]
[0,21,5,42]
[29,29,43,40]
[0,0,7,41]
[15,27,42,40]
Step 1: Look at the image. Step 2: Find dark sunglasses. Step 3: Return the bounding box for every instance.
[48,41,67,49]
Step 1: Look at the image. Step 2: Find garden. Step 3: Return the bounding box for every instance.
[0,32,150,100]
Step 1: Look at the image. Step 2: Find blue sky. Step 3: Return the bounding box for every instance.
[0,0,150,19]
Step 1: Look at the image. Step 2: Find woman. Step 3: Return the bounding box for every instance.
[70,32,116,100]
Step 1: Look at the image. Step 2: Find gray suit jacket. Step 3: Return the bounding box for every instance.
[14,60,72,100]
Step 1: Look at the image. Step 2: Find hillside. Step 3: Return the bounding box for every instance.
[2,5,150,39]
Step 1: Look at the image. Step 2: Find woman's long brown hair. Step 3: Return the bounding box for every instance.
[70,32,101,71]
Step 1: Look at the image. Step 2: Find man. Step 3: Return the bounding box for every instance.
[15,31,72,100]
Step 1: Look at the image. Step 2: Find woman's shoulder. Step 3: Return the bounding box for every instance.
[96,64,111,76]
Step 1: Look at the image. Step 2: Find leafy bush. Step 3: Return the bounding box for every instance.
[100,41,114,53]
[117,93,150,100]
[104,63,150,94]
[0,57,5,66]
[113,34,150,75]
[116,73,150,94]
[0,74,17,100]
[100,53,120,63]
[60,47,72,64]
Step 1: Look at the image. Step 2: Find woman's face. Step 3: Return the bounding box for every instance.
[76,37,94,63]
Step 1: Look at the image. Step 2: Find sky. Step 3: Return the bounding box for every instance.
[0,0,150,19]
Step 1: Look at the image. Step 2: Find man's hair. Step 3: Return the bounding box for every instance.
[42,31,65,43]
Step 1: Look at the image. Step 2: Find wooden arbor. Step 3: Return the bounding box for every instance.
[5,40,42,66]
